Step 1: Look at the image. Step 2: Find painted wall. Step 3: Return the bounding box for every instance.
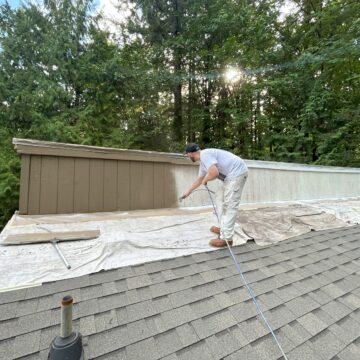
[14,139,360,215]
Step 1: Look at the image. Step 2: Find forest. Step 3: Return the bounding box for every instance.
[0,0,359,228]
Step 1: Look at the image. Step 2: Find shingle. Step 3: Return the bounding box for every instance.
[239,316,268,343]
[251,333,284,360]
[172,265,197,278]
[285,294,320,317]
[126,274,152,290]
[0,302,17,321]
[263,305,297,329]
[328,316,359,345]
[39,325,59,350]
[256,291,284,311]
[286,341,322,360]
[321,299,353,322]
[226,286,252,303]
[79,315,96,336]
[128,286,152,303]
[191,252,213,263]
[321,283,346,298]
[224,343,267,360]
[175,323,199,347]
[148,271,166,284]
[132,264,148,276]
[293,277,321,294]
[338,292,360,310]
[250,276,283,295]
[280,321,312,348]
[205,329,241,359]
[126,319,152,344]
[0,288,26,305]
[94,309,118,332]
[229,300,258,323]
[176,339,215,360]
[99,292,128,312]
[189,296,223,319]
[297,312,328,336]
[154,328,183,358]
[101,281,118,297]
[309,329,346,360]
[80,284,103,301]
[152,295,173,313]
[308,288,334,305]
[274,284,303,302]
[90,269,123,284]
[200,269,224,282]
[0,338,14,359]
[78,298,99,317]
[16,310,53,335]
[13,330,41,358]
[126,337,160,360]
[213,292,236,308]
[37,295,54,312]
[88,325,128,358]
[160,305,196,331]
[191,309,238,339]
[275,270,304,286]
[337,343,360,360]
[323,267,351,282]
[126,300,157,322]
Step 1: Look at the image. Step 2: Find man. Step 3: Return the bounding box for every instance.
[182,143,248,248]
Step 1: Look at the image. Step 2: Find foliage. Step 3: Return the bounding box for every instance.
[0,0,359,229]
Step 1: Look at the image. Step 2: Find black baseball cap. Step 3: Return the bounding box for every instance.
[184,143,201,154]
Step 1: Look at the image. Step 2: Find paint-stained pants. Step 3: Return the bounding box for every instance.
[216,173,248,241]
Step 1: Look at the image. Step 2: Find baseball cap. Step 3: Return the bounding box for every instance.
[184,143,200,154]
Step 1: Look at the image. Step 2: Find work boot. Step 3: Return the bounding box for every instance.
[210,226,220,235]
[209,238,233,248]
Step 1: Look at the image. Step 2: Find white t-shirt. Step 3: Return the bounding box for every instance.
[199,149,248,181]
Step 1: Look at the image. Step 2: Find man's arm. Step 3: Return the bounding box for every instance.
[182,176,205,199]
[201,164,219,185]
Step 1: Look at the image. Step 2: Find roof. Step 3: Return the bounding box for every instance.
[0,225,360,359]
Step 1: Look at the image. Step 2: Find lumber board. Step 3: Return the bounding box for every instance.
[2,230,100,245]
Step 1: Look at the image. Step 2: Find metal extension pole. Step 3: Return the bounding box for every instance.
[51,240,71,269]
[205,185,288,360]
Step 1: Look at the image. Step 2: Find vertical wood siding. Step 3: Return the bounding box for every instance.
[20,155,177,215]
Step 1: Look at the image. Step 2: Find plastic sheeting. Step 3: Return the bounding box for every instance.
[1,198,360,291]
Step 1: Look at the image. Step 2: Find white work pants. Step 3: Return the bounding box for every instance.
[216,173,248,241]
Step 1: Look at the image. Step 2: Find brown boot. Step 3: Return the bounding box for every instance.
[209,238,233,248]
[210,226,220,235]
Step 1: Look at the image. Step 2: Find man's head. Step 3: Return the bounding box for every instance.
[184,143,201,163]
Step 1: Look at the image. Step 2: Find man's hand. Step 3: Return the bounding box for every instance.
[179,190,191,201]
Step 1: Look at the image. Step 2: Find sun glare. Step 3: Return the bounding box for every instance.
[224,67,242,83]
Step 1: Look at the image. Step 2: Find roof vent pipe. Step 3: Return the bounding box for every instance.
[48,295,84,360]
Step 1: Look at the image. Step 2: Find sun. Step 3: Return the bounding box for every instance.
[224,67,242,83]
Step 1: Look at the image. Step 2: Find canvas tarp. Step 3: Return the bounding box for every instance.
[1,198,359,291]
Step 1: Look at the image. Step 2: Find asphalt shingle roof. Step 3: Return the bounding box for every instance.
[0,225,360,359]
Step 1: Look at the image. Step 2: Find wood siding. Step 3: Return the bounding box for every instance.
[19,155,177,215]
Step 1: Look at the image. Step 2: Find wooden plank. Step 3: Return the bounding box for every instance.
[28,156,42,214]
[142,162,154,209]
[130,162,154,210]
[117,160,130,211]
[89,159,104,212]
[39,156,58,214]
[57,157,75,213]
[74,158,90,213]
[104,159,118,212]
[163,163,178,208]
[3,230,100,245]
[154,163,165,208]
[130,162,142,210]
[19,154,30,214]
